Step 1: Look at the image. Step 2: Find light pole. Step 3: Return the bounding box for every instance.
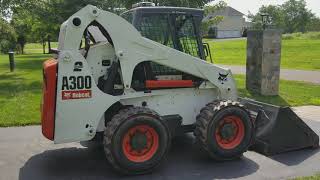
[8,50,15,72]
[261,13,270,30]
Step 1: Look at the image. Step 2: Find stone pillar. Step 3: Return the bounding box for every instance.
[246,29,282,96]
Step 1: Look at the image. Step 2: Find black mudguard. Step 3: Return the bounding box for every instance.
[240,98,319,156]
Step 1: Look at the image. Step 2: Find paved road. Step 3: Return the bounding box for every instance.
[1,106,320,180]
[218,64,320,84]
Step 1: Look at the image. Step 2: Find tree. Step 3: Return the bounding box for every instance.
[0,18,16,53]
[201,1,227,37]
[0,0,12,17]
[11,10,32,54]
[8,0,126,53]
[282,0,314,33]
[306,17,320,32]
[9,0,64,53]
[3,0,215,53]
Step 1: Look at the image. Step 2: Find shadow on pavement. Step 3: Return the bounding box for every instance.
[19,134,259,180]
[270,148,319,166]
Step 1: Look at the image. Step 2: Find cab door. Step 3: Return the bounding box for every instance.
[170,13,205,59]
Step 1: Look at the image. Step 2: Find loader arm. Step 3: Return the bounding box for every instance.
[58,5,237,100]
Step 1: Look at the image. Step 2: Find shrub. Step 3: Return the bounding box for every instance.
[282,34,294,40]
[305,32,320,40]
[282,32,320,40]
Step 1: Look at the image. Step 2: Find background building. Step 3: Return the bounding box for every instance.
[204,6,246,38]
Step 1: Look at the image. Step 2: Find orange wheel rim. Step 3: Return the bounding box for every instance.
[215,115,245,149]
[122,125,159,162]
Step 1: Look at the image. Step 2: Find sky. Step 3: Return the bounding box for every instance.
[210,0,320,17]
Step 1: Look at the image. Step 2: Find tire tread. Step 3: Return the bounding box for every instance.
[103,106,165,174]
[194,100,251,160]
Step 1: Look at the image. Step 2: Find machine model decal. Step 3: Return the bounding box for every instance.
[74,62,83,72]
[218,73,229,84]
[62,76,92,90]
[61,76,92,100]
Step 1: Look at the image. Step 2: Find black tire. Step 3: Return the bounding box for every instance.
[194,100,254,160]
[103,107,170,175]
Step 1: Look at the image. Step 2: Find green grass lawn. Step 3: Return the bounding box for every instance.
[205,38,320,71]
[0,53,52,126]
[0,42,319,126]
[23,42,59,54]
[0,43,55,126]
[293,174,320,180]
[235,75,320,106]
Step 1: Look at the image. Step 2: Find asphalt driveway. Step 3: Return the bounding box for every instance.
[1,107,320,180]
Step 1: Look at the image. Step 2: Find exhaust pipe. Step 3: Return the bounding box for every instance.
[240,98,319,156]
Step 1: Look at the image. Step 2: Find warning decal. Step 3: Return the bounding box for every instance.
[62,90,92,100]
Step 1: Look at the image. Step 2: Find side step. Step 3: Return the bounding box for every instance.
[161,115,195,137]
[240,98,319,156]
[162,115,182,137]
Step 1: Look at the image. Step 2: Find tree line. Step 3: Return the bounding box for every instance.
[248,0,320,33]
[1,0,319,54]
[0,0,214,54]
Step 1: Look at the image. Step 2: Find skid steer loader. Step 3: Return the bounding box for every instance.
[41,4,318,174]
